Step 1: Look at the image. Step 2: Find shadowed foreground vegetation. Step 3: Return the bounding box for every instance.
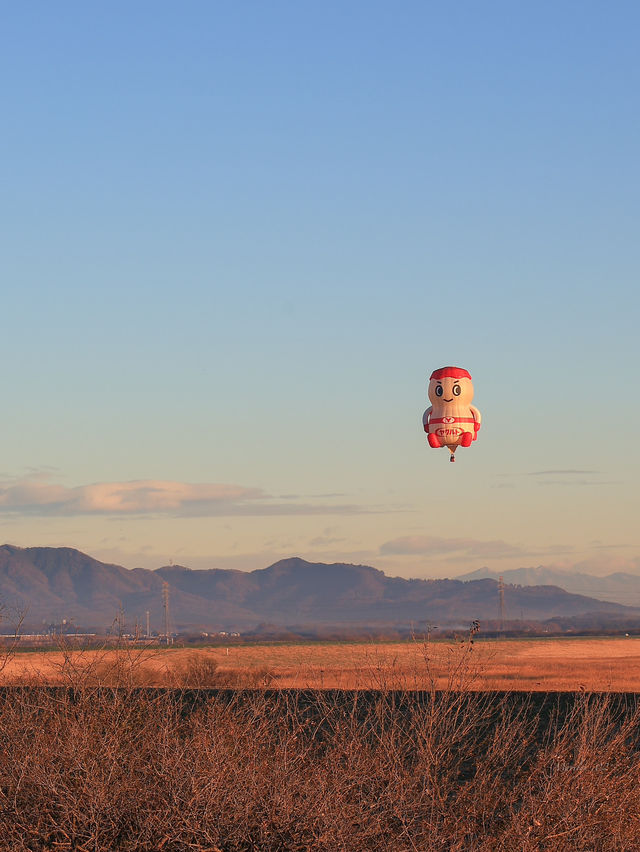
[1,677,640,850]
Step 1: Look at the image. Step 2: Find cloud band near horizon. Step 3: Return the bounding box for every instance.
[379,535,525,559]
[0,477,369,517]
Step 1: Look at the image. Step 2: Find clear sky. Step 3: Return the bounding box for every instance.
[2,2,638,578]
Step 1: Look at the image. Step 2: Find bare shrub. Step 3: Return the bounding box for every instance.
[43,638,161,688]
[0,641,639,850]
[165,652,277,689]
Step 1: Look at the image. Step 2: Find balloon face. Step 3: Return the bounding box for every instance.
[422,366,481,460]
[427,375,474,407]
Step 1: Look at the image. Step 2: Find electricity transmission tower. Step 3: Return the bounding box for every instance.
[498,576,506,632]
[162,581,171,645]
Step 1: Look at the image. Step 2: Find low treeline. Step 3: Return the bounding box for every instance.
[11,614,640,647]
[0,684,639,850]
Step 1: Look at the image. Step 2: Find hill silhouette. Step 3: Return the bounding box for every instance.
[0,545,638,633]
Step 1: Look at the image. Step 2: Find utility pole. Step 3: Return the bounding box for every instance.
[498,576,506,632]
[146,609,150,640]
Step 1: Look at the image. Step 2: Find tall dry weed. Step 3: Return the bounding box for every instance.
[0,637,638,849]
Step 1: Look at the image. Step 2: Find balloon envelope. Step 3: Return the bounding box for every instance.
[422,366,481,458]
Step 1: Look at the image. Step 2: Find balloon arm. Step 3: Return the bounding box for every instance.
[422,407,433,432]
[470,406,482,429]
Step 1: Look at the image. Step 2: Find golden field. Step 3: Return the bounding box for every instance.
[4,635,640,690]
[2,638,640,848]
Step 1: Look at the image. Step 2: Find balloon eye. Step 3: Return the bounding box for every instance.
[435,385,443,397]
[453,384,461,396]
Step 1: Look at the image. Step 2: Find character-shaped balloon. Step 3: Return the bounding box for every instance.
[422,366,481,462]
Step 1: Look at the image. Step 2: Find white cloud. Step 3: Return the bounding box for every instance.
[0,478,261,515]
[0,476,370,518]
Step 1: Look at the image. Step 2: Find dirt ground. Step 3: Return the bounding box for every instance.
[3,637,640,690]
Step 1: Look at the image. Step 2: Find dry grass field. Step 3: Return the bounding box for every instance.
[3,635,640,690]
[1,638,640,849]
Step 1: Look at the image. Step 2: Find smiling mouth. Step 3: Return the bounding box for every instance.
[443,397,453,402]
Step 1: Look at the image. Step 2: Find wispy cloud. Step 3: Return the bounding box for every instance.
[495,470,615,488]
[565,554,640,576]
[309,527,348,547]
[534,478,616,487]
[379,535,523,559]
[0,475,370,518]
[525,470,599,476]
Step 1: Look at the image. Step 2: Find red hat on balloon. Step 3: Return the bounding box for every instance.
[429,366,472,381]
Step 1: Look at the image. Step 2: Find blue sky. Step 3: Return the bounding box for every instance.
[1,2,638,577]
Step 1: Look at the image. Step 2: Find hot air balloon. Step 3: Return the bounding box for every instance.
[422,366,481,462]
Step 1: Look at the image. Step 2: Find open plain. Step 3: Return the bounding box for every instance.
[4,636,640,690]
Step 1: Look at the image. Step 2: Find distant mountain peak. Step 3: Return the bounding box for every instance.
[156,564,191,572]
[260,557,386,577]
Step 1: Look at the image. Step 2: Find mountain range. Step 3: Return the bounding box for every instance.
[457,566,640,608]
[0,545,638,633]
